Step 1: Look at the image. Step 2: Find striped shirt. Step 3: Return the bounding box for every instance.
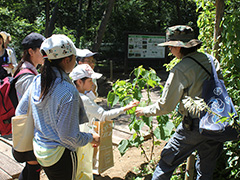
[16,67,92,151]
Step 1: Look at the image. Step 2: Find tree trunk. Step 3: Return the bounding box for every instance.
[92,0,115,52]
[76,0,83,47]
[86,0,92,31]
[213,0,225,59]
[157,0,161,29]
[44,0,50,37]
[48,2,59,37]
[175,0,182,24]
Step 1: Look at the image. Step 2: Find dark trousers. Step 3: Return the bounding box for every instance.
[152,121,223,180]
[43,148,77,180]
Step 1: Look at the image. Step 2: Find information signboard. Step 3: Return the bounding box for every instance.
[127,34,166,59]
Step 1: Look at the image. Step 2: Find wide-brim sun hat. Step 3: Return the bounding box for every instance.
[69,64,102,81]
[158,25,202,48]
[40,34,76,60]
[76,48,97,58]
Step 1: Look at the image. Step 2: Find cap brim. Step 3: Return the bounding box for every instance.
[76,48,98,57]
[91,72,102,79]
[85,52,97,57]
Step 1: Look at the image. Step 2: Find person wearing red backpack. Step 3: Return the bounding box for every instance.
[12,32,45,180]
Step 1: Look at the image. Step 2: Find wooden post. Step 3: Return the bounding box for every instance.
[213,0,225,59]
[110,60,113,81]
[184,153,196,180]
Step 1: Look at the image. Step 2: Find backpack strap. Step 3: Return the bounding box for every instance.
[10,68,36,108]
[15,68,37,77]
[184,56,211,76]
[11,68,36,88]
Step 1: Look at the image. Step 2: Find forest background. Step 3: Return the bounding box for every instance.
[0,0,240,179]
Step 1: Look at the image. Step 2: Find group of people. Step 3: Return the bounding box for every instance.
[3,32,138,180]
[1,24,228,180]
[0,31,18,79]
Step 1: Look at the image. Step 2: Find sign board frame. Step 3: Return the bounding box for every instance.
[125,32,166,60]
[124,32,167,72]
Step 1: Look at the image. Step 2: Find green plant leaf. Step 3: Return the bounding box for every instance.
[118,139,130,156]
[107,91,115,106]
[122,96,133,106]
[128,114,136,131]
[132,119,144,132]
[133,88,143,101]
[130,135,145,147]
[147,79,156,88]
[137,79,147,89]
[153,121,174,140]
[142,116,152,128]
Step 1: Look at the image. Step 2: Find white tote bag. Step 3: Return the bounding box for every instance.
[76,123,94,180]
[12,93,34,152]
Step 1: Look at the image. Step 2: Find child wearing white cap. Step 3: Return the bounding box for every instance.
[76,49,97,69]
[15,34,100,180]
[76,48,99,100]
[70,64,139,179]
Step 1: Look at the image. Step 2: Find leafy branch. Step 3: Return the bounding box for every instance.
[107,66,175,169]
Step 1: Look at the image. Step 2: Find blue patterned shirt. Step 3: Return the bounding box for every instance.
[16,68,92,151]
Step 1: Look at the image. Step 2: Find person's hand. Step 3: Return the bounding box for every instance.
[123,100,140,111]
[135,107,145,117]
[91,133,100,147]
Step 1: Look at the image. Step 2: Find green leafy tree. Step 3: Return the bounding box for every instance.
[107,66,175,176]
[194,0,240,179]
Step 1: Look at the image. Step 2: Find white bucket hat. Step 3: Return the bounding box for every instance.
[76,48,97,58]
[69,64,102,81]
[40,34,76,60]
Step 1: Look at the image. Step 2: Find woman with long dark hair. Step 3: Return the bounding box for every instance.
[15,34,100,180]
[12,32,45,180]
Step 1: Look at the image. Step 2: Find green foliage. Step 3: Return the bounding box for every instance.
[219,1,240,108]
[0,0,46,60]
[194,0,240,179]
[100,0,198,60]
[107,66,175,169]
[0,0,199,63]
[195,0,215,52]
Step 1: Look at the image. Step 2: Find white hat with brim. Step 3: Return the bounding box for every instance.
[76,48,97,58]
[69,64,102,81]
[40,34,76,60]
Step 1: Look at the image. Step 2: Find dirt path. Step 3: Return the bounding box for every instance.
[94,139,166,180]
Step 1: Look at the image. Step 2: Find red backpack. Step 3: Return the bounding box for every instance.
[0,68,35,136]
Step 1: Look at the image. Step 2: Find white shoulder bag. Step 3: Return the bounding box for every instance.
[12,91,34,152]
